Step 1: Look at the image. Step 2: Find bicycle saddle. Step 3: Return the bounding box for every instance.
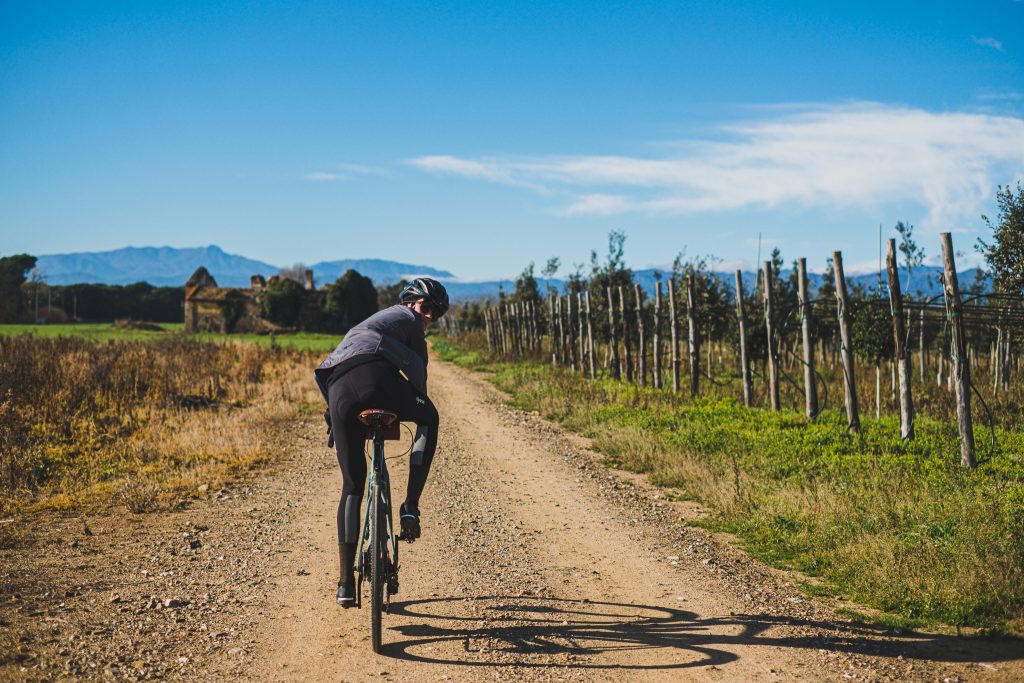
[358,409,398,426]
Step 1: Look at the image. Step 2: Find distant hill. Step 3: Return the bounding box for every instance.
[28,245,986,303]
[35,246,278,288]
[308,258,453,286]
[33,246,454,290]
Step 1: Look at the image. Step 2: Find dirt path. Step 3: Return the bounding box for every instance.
[4,355,1024,681]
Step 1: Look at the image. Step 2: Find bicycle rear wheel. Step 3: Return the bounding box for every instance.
[369,478,385,653]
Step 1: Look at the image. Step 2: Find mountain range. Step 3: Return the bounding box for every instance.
[28,245,984,303]
[34,246,453,289]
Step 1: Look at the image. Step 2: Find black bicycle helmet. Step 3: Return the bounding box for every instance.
[399,277,450,317]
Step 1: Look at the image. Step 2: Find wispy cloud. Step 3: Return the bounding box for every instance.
[304,162,389,182]
[305,171,346,181]
[972,35,1006,53]
[407,102,1024,231]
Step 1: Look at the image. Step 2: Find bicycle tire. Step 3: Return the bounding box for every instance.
[369,474,385,653]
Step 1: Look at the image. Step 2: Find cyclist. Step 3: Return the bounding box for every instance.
[314,277,448,607]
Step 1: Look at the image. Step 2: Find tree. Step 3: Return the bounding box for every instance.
[278,263,311,287]
[895,221,925,296]
[541,257,560,297]
[324,269,378,332]
[511,262,542,306]
[377,280,407,309]
[260,278,305,327]
[588,231,634,340]
[0,254,37,323]
[976,182,1024,295]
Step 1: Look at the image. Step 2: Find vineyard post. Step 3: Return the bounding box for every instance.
[763,261,780,411]
[635,283,646,387]
[686,273,700,397]
[501,304,510,356]
[797,258,818,419]
[560,295,568,367]
[549,294,557,366]
[735,270,753,407]
[940,233,976,468]
[585,290,596,379]
[994,326,1002,393]
[577,292,586,375]
[607,287,621,380]
[511,303,520,355]
[513,303,520,355]
[886,239,915,440]
[566,295,577,371]
[533,299,541,353]
[653,282,663,389]
[516,302,524,355]
[619,286,633,383]
[504,304,513,355]
[524,302,532,353]
[484,308,493,352]
[563,295,573,367]
[833,251,861,433]
[919,308,925,382]
[669,278,680,392]
[556,296,566,365]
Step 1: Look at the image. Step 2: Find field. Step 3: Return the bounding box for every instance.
[434,333,1024,632]
[0,325,334,517]
[0,323,341,351]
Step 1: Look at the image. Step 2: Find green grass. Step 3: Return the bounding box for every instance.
[0,323,340,352]
[433,336,1024,632]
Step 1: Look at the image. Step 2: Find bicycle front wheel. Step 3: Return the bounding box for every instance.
[369,480,385,653]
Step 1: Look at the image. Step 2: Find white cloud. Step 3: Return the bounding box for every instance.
[972,36,1006,53]
[306,171,345,181]
[561,194,635,216]
[408,102,1024,232]
[305,163,389,182]
[336,163,388,176]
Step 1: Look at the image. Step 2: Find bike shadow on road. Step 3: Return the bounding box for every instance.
[382,595,1024,670]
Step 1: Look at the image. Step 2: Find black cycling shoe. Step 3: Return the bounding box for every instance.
[399,503,421,542]
[336,577,356,608]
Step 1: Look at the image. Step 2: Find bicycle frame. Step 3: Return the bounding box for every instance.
[355,423,399,609]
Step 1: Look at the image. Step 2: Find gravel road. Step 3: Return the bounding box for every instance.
[3,355,1024,681]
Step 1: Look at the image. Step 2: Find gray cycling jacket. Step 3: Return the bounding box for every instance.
[314,304,428,401]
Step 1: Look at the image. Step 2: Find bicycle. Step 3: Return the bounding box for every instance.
[355,408,402,653]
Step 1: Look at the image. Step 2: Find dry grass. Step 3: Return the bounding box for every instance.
[0,334,322,514]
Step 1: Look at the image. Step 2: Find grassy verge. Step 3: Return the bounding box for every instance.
[432,338,1024,633]
[0,334,325,520]
[0,323,340,352]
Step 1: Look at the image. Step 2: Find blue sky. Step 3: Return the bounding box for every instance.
[2,1,1022,280]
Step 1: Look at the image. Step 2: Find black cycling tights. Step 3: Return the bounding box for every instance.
[327,359,439,545]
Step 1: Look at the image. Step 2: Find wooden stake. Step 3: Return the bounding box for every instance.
[668,278,680,392]
[763,262,780,410]
[619,286,633,383]
[653,282,663,389]
[577,292,586,376]
[607,287,621,380]
[735,270,752,407]
[798,258,818,419]
[686,274,700,397]
[635,283,646,387]
[585,290,596,379]
[549,294,557,366]
[886,239,915,440]
[834,251,860,433]
[940,233,976,468]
